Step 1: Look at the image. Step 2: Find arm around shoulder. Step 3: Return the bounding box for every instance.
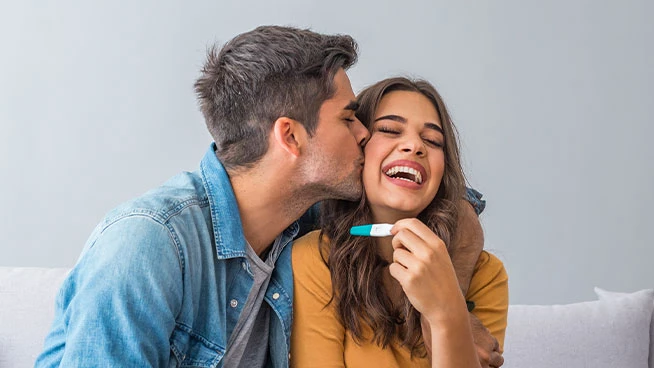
[450,200,485,295]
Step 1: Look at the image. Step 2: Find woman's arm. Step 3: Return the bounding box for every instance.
[290,231,346,368]
[389,219,481,368]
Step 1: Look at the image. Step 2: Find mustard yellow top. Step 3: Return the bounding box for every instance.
[290,230,509,368]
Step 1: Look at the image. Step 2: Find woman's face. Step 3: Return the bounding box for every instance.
[362,90,446,222]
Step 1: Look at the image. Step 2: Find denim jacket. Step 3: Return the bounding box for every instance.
[36,144,297,367]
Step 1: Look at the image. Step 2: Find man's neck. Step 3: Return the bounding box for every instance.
[228,166,312,256]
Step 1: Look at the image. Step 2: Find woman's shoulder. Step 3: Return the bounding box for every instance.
[291,230,334,296]
[468,250,509,297]
[474,250,506,273]
[292,230,331,272]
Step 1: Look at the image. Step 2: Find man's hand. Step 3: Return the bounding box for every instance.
[469,313,503,368]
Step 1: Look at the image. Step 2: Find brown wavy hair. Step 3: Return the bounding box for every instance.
[319,77,466,357]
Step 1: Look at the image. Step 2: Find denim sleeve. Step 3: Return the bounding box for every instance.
[465,187,486,215]
[35,216,183,367]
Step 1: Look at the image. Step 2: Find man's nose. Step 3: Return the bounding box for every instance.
[353,118,370,147]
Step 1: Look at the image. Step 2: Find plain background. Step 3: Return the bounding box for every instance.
[1,0,652,304]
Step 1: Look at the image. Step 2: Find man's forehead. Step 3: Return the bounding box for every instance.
[320,69,356,109]
[321,95,357,112]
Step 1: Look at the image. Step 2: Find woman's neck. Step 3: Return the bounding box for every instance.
[375,236,394,264]
[371,206,412,310]
[370,206,411,262]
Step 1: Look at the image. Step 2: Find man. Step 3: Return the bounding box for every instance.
[36,26,501,367]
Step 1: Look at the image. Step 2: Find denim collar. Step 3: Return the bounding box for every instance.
[200,143,299,259]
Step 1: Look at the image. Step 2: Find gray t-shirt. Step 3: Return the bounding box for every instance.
[221,235,284,367]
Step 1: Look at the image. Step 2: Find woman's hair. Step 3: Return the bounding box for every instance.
[319,77,466,357]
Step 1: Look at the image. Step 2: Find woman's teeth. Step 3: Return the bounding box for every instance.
[384,166,422,184]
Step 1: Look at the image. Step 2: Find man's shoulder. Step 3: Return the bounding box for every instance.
[102,171,209,227]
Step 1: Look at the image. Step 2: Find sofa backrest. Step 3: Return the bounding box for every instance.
[503,290,654,368]
[0,267,70,368]
[3,266,653,367]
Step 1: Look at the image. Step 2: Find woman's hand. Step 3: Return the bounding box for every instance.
[388,218,466,322]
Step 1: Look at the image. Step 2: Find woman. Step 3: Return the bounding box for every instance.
[291,77,508,367]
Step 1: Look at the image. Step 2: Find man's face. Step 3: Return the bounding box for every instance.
[302,68,370,201]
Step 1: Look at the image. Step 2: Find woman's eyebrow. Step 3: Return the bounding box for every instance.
[425,122,444,134]
[374,114,406,123]
[374,115,444,134]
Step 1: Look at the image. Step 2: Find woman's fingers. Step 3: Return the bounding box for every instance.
[391,227,446,264]
[392,218,441,245]
[388,218,462,318]
[391,228,424,255]
[391,248,415,269]
[388,261,410,286]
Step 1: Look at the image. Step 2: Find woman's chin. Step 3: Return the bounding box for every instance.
[368,197,428,220]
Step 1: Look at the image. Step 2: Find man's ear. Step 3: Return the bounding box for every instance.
[272,117,308,157]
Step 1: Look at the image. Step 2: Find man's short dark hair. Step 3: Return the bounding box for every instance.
[194,25,358,170]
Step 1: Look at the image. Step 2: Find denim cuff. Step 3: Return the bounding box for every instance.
[465,187,486,216]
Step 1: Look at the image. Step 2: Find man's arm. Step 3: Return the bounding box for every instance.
[449,199,485,295]
[448,190,506,367]
[36,217,183,367]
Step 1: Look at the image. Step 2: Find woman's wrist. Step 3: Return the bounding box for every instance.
[423,292,469,328]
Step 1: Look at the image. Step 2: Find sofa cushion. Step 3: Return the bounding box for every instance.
[595,287,654,368]
[503,289,654,368]
[0,267,70,367]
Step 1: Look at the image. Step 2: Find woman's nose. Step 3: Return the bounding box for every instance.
[399,136,425,156]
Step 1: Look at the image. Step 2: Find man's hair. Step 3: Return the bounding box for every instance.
[319,77,466,358]
[194,25,358,170]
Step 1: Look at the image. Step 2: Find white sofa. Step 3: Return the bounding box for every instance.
[1,267,653,367]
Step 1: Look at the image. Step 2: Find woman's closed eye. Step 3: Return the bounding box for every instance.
[375,125,400,135]
[423,137,444,148]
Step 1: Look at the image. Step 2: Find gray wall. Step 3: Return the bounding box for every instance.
[1,0,652,305]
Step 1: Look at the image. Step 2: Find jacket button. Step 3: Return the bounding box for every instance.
[230,299,238,308]
[272,292,280,300]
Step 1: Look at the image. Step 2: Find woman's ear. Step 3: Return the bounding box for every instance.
[272,117,307,157]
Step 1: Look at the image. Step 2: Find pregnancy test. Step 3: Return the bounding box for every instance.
[350,224,394,237]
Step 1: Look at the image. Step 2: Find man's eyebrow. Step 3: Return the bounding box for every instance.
[374,115,444,134]
[344,101,360,111]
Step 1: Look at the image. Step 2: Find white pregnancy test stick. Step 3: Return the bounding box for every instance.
[350,223,394,237]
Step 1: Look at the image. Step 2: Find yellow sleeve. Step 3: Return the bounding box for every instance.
[290,231,345,368]
[465,251,509,350]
